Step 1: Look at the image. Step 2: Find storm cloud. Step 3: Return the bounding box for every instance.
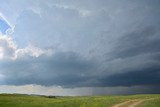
[0,0,160,94]
[0,51,97,87]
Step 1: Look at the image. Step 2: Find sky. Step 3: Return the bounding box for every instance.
[0,0,160,96]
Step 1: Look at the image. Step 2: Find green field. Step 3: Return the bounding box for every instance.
[0,94,160,107]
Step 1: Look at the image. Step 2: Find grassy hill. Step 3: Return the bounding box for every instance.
[0,94,160,107]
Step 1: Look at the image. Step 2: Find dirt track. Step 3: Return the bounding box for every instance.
[112,98,154,107]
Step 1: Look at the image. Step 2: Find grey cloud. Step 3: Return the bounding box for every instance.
[13,1,112,53]
[112,27,160,59]
[1,49,160,87]
[99,26,160,87]
[99,66,160,87]
[0,0,160,92]
[0,51,97,87]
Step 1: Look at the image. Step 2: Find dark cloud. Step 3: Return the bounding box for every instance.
[99,26,160,87]
[0,51,97,87]
[99,66,160,87]
[112,27,160,59]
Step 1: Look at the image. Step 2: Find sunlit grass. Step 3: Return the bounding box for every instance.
[0,94,159,107]
[138,96,160,107]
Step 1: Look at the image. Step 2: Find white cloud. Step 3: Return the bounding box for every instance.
[15,46,41,58]
[0,34,52,60]
[0,47,3,59]
[0,35,16,60]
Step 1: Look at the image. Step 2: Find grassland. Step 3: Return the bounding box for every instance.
[0,94,159,107]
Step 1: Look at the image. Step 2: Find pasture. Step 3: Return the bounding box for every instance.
[0,94,159,107]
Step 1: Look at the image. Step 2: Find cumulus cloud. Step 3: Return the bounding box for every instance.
[0,35,51,60]
[0,35,16,59]
[15,44,53,58]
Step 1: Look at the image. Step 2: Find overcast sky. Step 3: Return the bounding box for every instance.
[0,0,160,95]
